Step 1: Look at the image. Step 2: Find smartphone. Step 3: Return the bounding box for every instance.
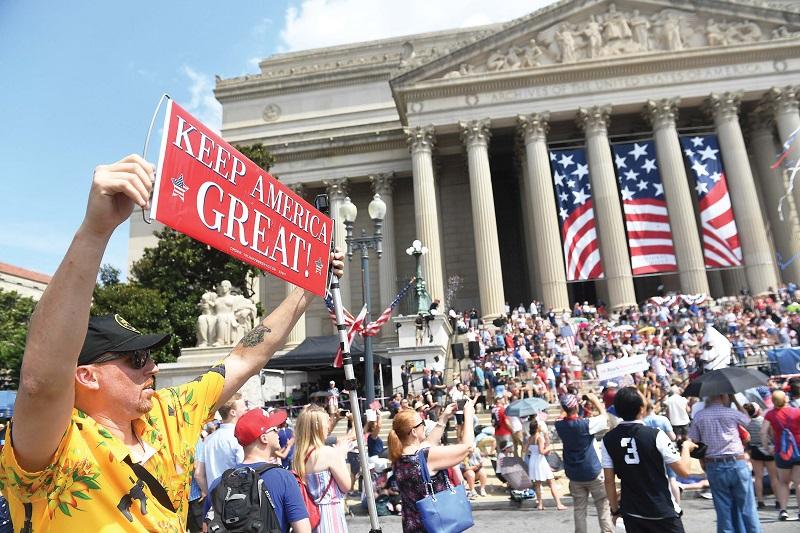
[338,409,349,417]
[456,399,467,412]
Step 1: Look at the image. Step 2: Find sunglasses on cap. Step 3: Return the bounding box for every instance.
[93,349,152,369]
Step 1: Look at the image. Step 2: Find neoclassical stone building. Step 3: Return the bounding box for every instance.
[130,0,800,338]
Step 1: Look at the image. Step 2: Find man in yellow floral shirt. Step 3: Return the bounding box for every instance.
[0,154,343,531]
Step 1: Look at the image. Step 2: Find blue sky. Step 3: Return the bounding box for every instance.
[0,0,548,278]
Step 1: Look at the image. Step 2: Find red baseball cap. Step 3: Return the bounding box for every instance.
[234,408,288,447]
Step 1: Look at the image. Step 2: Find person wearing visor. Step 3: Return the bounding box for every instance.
[0,155,343,532]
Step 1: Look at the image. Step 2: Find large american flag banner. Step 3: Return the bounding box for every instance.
[611,141,677,275]
[679,134,742,268]
[549,147,604,280]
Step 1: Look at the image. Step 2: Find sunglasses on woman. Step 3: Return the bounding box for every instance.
[94,349,153,369]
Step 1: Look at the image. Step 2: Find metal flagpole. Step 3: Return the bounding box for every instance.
[315,194,382,533]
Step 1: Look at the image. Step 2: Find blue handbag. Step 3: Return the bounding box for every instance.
[414,449,474,533]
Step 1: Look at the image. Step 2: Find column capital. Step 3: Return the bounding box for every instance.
[517,112,550,144]
[705,92,742,123]
[370,172,395,197]
[459,118,492,147]
[643,98,681,130]
[404,125,435,153]
[323,177,349,199]
[286,182,306,199]
[746,105,776,134]
[764,85,800,116]
[577,105,612,135]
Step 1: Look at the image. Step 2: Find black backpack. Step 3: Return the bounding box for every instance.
[207,464,282,533]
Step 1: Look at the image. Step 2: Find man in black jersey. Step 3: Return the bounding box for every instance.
[601,387,696,532]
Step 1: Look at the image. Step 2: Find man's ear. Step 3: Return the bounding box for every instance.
[75,365,101,390]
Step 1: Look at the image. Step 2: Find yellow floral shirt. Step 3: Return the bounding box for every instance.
[0,364,225,532]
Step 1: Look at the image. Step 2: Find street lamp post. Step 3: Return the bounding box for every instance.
[341,194,386,407]
[405,239,431,315]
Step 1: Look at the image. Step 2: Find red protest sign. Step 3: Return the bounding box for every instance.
[150,100,333,296]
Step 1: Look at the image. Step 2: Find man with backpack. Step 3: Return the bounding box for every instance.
[206,408,310,533]
[762,389,800,522]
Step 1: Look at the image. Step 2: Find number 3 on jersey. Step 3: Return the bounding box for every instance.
[620,437,640,464]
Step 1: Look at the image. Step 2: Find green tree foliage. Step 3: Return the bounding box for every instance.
[236,142,275,174]
[98,264,121,287]
[0,289,36,389]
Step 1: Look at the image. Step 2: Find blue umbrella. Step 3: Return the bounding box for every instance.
[506,397,549,417]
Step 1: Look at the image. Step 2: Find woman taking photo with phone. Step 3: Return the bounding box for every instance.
[389,399,474,532]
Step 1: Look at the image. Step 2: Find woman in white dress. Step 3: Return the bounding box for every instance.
[523,418,566,510]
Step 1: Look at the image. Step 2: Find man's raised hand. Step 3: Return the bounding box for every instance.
[330,249,345,279]
[83,154,155,237]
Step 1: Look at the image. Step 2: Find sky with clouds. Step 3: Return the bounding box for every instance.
[0,0,554,279]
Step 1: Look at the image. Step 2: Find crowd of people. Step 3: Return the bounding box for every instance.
[1,153,800,533]
[378,288,800,531]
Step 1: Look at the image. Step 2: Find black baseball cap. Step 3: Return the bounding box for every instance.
[78,314,171,365]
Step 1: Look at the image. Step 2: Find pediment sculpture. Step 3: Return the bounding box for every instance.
[196,280,259,347]
[440,3,788,79]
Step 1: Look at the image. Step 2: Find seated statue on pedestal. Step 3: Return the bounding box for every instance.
[195,280,259,347]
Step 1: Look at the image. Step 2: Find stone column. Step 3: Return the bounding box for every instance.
[707,270,725,298]
[767,86,800,214]
[518,112,570,312]
[517,148,542,302]
[706,92,779,295]
[577,105,637,310]
[370,172,398,333]
[644,98,709,295]
[460,119,505,318]
[748,107,800,284]
[405,126,446,303]
[285,183,307,344]
[323,178,351,308]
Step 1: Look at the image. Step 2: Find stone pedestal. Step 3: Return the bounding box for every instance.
[157,346,308,407]
[389,315,451,393]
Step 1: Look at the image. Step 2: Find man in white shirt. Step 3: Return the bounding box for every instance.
[197,394,247,494]
[664,386,691,439]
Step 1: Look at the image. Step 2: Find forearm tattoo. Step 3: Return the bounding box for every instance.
[241,324,272,347]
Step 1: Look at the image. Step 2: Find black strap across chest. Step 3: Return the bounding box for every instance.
[122,456,176,513]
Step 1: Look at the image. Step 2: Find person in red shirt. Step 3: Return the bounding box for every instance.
[762,390,800,521]
[601,382,618,410]
[492,397,513,452]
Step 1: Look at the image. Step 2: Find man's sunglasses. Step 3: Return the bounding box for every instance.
[94,349,152,369]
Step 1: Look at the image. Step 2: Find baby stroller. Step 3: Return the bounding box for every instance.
[496,449,536,502]
[360,457,401,516]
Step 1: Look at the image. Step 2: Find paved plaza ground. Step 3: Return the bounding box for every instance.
[347,497,800,532]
